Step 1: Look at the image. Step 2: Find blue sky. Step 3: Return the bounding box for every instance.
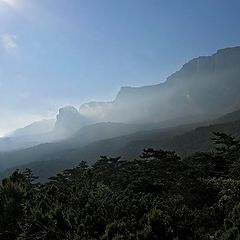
[0,0,240,135]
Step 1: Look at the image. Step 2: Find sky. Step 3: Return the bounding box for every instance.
[0,0,240,136]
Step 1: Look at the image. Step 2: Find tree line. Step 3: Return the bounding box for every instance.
[0,132,240,239]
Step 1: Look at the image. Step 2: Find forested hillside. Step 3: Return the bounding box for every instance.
[1,132,240,239]
[1,111,240,182]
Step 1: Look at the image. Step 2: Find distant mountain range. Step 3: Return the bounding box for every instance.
[0,46,240,180]
[1,108,240,182]
[9,119,55,138]
[79,46,240,123]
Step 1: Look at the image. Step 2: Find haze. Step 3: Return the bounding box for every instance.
[0,0,240,136]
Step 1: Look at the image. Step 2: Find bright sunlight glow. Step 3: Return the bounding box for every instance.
[1,0,20,10]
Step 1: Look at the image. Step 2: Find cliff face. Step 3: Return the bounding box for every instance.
[11,46,240,143]
[163,46,240,113]
[1,47,240,154]
[53,106,87,139]
[85,46,240,123]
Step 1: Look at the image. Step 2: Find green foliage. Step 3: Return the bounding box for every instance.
[212,132,240,170]
[0,132,240,239]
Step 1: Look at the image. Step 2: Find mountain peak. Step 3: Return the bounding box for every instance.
[53,106,87,139]
[74,46,240,124]
[58,105,79,114]
[216,46,240,55]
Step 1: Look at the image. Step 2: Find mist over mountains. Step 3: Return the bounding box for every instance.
[1,109,240,182]
[78,46,240,123]
[6,46,240,140]
[0,46,240,179]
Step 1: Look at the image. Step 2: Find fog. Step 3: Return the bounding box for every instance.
[76,47,240,126]
[0,47,240,152]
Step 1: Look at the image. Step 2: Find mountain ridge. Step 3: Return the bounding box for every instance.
[1,108,240,182]
[79,46,240,123]
[1,45,240,154]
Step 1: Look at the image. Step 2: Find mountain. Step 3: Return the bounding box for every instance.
[2,46,240,151]
[1,46,240,179]
[79,46,240,123]
[0,121,169,171]
[9,119,55,137]
[0,119,55,152]
[0,106,86,152]
[52,106,88,140]
[0,122,199,181]
[1,108,240,181]
[213,108,240,124]
[1,109,220,179]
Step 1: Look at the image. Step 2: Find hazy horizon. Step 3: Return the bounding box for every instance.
[1,0,240,136]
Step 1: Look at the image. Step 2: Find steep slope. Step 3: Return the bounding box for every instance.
[9,119,55,137]
[52,106,88,140]
[0,123,197,181]
[0,119,55,152]
[2,109,240,181]
[2,46,239,152]
[213,109,240,124]
[1,46,240,179]
[79,46,240,123]
[0,121,176,171]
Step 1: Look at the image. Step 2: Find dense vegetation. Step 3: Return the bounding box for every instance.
[1,132,240,239]
[2,118,240,182]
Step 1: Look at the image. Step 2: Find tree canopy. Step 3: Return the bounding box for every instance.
[0,132,240,239]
